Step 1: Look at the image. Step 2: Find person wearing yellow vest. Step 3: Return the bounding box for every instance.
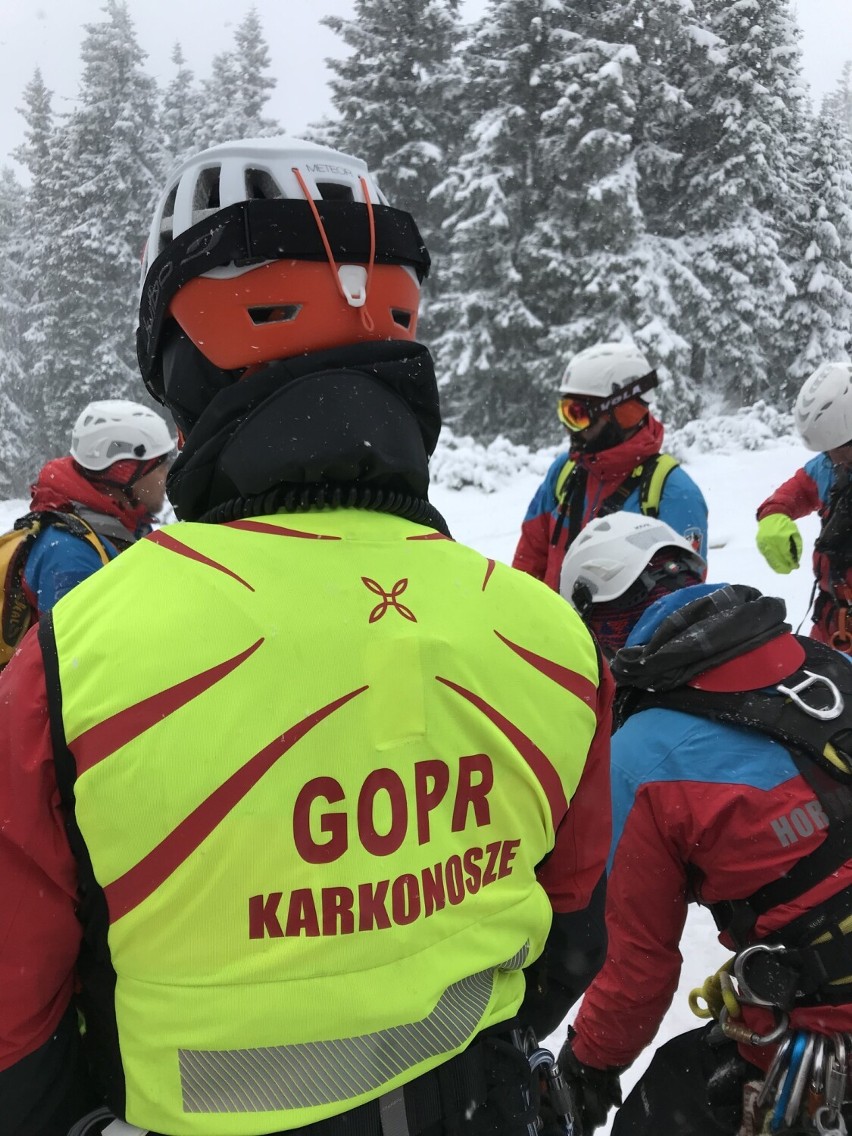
[0,138,613,1136]
[512,342,708,591]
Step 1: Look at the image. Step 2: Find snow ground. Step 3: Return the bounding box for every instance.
[0,428,825,1130]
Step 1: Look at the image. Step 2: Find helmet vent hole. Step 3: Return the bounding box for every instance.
[316,181,355,202]
[391,308,412,329]
[248,304,302,325]
[245,168,283,200]
[193,167,221,211]
[105,440,133,459]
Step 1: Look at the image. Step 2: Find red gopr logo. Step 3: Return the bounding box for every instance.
[362,577,417,623]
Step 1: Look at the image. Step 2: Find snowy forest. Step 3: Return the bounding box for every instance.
[0,0,851,498]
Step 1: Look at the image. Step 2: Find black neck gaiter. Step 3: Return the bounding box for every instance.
[167,341,442,524]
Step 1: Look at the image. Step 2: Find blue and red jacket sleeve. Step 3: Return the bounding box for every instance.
[512,454,569,581]
[571,702,852,1069]
[571,713,690,1069]
[756,455,832,521]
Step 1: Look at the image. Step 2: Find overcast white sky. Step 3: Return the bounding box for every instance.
[0,0,849,170]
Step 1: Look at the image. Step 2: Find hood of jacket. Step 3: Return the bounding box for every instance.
[29,456,153,537]
[167,340,442,523]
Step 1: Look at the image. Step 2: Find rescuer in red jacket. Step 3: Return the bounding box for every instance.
[0,136,613,1136]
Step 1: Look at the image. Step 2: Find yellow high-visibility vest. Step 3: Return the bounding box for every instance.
[52,510,602,1134]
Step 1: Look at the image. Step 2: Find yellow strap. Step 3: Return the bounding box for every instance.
[642,453,679,514]
[73,516,111,566]
[555,453,678,512]
[555,459,577,504]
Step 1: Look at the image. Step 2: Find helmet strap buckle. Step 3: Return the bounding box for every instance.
[338,264,368,308]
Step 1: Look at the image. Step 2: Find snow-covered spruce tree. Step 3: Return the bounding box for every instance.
[320,0,466,314]
[159,43,205,174]
[676,0,807,405]
[537,0,705,429]
[430,0,589,444]
[35,0,163,450]
[783,109,852,391]
[824,61,852,138]
[13,68,68,470]
[196,9,280,148]
[0,167,34,498]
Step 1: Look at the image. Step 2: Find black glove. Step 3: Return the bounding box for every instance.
[556,1027,624,1135]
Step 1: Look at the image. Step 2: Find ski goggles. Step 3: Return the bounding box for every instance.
[557,396,596,432]
[557,369,660,432]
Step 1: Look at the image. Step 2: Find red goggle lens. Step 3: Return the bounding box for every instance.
[558,396,594,432]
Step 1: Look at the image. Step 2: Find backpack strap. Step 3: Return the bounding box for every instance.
[551,463,587,550]
[33,510,111,567]
[551,454,676,552]
[0,511,111,666]
[637,453,678,518]
[596,465,646,519]
[555,459,577,504]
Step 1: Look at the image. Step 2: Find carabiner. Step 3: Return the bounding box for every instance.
[733,943,793,1009]
[719,1005,790,1046]
[776,670,844,721]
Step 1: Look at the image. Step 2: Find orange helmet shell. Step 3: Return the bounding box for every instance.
[168,260,420,371]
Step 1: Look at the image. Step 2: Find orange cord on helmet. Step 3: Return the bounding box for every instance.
[291,167,376,332]
[358,176,376,333]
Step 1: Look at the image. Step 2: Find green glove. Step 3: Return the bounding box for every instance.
[756,513,802,574]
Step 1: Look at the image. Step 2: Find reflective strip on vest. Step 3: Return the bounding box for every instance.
[180,946,528,1113]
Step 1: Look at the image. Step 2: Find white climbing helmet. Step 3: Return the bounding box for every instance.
[794,361,852,452]
[142,136,390,281]
[559,341,653,398]
[70,399,175,472]
[559,512,706,610]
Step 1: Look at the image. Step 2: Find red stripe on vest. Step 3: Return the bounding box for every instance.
[147,530,255,589]
[105,684,369,921]
[495,632,597,709]
[71,639,264,774]
[226,520,342,540]
[435,675,568,830]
